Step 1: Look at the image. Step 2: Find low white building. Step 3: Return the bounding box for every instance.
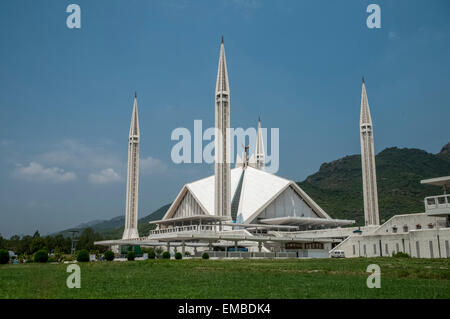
[330,176,450,258]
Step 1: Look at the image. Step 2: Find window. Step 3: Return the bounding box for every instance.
[429,241,434,258]
[396,243,399,253]
[428,223,434,229]
[416,224,422,230]
[363,245,367,256]
[416,241,420,258]
[385,243,388,255]
[427,198,436,205]
[353,245,356,255]
[373,244,377,255]
[445,241,450,258]
[392,226,398,233]
[403,225,409,232]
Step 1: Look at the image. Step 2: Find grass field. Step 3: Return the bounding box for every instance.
[1,258,449,298]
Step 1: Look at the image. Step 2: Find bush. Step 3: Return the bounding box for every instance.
[77,249,90,262]
[184,251,191,256]
[104,250,114,261]
[0,249,9,264]
[47,257,57,263]
[127,251,135,261]
[392,251,410,258]
[175,252,182,260]
[34,250,49,263]
[202,252,209,260]
[162,251,171,259]
[148,250,156,259]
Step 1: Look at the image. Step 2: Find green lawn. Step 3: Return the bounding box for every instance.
[1,258,449,298]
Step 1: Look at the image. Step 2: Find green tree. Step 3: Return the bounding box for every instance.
[0,249,9,264]
[77,228,103,252]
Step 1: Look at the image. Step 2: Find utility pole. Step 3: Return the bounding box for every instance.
[69,230,79,255]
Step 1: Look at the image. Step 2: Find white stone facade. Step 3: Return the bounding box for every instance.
[332,213,450,258]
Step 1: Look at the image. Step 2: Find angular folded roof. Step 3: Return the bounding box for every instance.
[162,166,340,225]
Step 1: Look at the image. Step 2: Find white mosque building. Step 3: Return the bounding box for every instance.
[96,39,450,259]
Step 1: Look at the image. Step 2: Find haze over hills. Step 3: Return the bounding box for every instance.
[57,143,449,237]
[56,204,171,239]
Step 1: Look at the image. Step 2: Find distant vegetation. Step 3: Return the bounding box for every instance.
[297,143,450,225]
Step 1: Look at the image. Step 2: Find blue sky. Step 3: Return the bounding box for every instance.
[0,0,449,237]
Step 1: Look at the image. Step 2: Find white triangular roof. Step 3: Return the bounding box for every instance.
[163,166,331,223]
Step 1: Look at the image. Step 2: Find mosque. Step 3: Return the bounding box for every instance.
[95,39,450,259]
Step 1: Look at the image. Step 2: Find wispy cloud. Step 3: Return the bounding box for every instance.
[88,168,121,184]
[0,139,13,146]
[230,0,262,9]
[140,156,168,175]
[388,31,399,40]
[13,162,77,183]
[38,139,122,171]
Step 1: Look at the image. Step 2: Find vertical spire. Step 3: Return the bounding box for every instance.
[360,79,372,125]
[123,93,140,239]
[360,80,380,226]
[214,37,231,220]
[129,93,140,137]
[256,117,265,170]
[215,37,229,94]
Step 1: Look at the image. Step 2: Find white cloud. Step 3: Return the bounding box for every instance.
[39,139,123,171]
[13,162,77,183]
[140,156,167,175]
[88,168,121,184]
[1,139,13,146]
[231,0,261,9]
[388,31,398,39]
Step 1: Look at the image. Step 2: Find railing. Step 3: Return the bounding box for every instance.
[148,225,216,236]
[424,195,450,211]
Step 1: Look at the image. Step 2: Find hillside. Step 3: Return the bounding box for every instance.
[297,143,450,225]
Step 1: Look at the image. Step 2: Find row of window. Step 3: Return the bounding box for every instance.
[285,242,324,250]
[387,223,434,233]
[352,240,450,258]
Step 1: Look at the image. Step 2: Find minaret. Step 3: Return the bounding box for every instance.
[360,78,380,226]
[214,36,231,219]
[122,93,140,239]
[255,117,265,170]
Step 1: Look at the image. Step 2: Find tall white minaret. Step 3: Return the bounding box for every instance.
[255,117,265,170]
[360,78,380,226]
[214,36,231,219]
[122,93,140,239]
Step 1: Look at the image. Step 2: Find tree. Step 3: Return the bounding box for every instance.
[127,251,135,261]
[34,250,49,263]
[104,250,114,261]
[77,249,90,262]
[77,228,103,252]
[0,249,9,264]
[162,251,171,259]
[0,235,5,250]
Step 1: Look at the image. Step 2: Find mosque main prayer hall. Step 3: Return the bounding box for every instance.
[96,38,450,259]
